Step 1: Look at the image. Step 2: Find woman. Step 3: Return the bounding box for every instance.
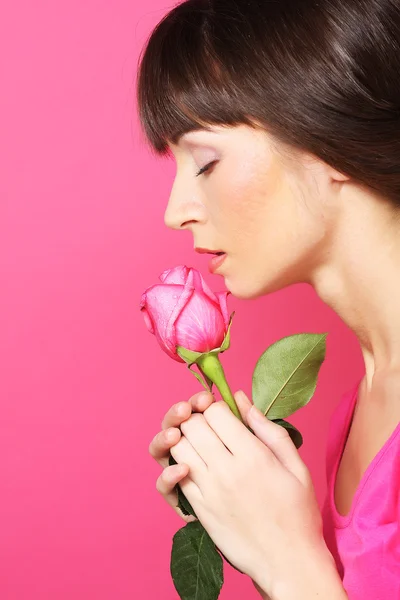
[136,0,400,598]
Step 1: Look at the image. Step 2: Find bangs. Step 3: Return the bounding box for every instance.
[135,0,400,211]
[136,0,257,158]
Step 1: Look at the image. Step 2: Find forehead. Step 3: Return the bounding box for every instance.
[169,123,259,155]
[166,125,219,156]
[173,124,217,145]
[166,122,263,156]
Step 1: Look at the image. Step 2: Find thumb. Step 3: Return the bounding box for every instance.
[247,404,309,484]
[233,389,252,426]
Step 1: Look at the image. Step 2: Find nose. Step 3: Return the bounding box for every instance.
[164,179,206,231]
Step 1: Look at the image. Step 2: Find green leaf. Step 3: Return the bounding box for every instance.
[271,419,303,449]
[187,364,213,392]
[169,455,197,518]
[177,346,203,364]
[171,521,224,600]
[252,333,327,420]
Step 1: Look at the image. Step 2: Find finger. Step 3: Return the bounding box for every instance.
[170,436,207,486]
[180,413,232,466]
[190,390,215,412]
[179,473,203,508]
[155,463,197,522]
[161,402,192,430]
[233,390,253,426]
[203,400,259,455]
[153,392,216,468]
[160,391,214,430]
[247,404,309,483]
[149,427,181,467]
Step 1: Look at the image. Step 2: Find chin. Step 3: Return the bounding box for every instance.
[223,276,265,300]
[225,270,294,299]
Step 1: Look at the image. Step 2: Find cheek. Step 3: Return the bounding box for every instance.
[227,158,289,244]
[210,148,274,227]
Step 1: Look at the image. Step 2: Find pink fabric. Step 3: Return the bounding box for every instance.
[322,378,400,599]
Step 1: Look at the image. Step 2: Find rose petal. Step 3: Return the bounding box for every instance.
[214,291,231,330]
[189,268,219,304]
[142,283,188,361]
[141,306,155,334]
[175,289,226,352]
[165,280,195,357]
[159,265,189,285]
[142,266,231,359]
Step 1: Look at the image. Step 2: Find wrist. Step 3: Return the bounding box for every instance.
[274,550,347,600]
[256,545,348,600]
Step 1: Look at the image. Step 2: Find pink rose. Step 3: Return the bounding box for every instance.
[140,266,231,362]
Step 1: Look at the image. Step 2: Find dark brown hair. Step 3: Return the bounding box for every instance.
[136,0,400,206]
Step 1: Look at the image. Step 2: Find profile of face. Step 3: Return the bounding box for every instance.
[166,123,347,300]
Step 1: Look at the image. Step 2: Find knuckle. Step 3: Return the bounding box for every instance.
[162,403,183,428]
[160,416,169,429]
[268,421,291,443]
[275,427,290,442]
[162,407,173,423]
[204,400,225,420]
[163,427,178,445]
[190,391,211,403]
[174,401,189,415]
[190,392,215,414]
[155,474,165,494]
[148,432,161,456]
[180,412,203,434]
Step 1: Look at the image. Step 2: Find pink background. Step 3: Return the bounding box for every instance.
[0,1,364,598]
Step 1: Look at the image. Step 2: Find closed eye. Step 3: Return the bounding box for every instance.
[195,160,217,177]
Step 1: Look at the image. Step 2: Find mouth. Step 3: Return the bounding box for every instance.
[194,247,227,274]
[195,247,225,255]
[208,252,227,274]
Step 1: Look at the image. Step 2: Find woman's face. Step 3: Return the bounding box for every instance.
[166,123,339,299]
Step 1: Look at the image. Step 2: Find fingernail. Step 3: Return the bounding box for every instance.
[249,405,266,422]
[236,390,250,404]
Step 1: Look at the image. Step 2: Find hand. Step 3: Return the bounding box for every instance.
[148,390,215,522]
[168,391,344,599]
[148,390,273,598]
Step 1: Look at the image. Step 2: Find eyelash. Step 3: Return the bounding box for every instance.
[195,160,217,177]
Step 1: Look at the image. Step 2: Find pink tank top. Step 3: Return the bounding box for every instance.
[322,378,400,599]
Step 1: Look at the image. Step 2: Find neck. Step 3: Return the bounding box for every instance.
[311,186,400,394]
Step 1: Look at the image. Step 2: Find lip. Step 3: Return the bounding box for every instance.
[208,253,227,274]
[195,247,225,255]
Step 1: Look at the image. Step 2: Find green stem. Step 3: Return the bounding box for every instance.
[197,353,242,421]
